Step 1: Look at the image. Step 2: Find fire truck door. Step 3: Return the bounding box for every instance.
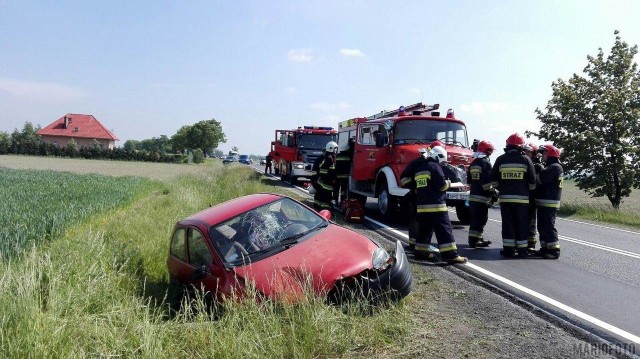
[353,124,387,181]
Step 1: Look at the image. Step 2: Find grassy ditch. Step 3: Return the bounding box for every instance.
[559,180,640,229]
[0,163,408,358]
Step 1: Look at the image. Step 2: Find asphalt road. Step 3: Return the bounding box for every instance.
[252,164,640,350]
[366,202,640,348]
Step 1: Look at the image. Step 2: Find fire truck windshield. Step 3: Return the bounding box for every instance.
[394,120,469,147]
[297,134,338,149]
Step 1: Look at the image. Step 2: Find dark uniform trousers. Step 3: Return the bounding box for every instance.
[468,201,489,243]
[416,211,459,261]
[500,203,529,255]
[527,201,537,247]
[315,156,335,211]
[537,206,560,253]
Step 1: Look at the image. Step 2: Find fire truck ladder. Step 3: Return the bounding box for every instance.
[365,102,440,120]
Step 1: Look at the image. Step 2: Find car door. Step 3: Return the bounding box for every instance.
[168,225,229,300]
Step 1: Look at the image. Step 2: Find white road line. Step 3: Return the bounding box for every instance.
[465,262,640,345]
[487,218,640,259]
[558,217,640,235]
[368,215,640,345]
[559,236,640,259]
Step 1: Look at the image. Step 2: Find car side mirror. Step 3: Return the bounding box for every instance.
[192,265,208,279]
[193,264,224,279]
[209,264,224,277]
[319,209,332,221]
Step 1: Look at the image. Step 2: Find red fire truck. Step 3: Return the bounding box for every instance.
[269,126,337,184]
[337,103,473,223]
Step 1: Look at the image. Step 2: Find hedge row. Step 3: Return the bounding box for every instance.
[0,140,187,163]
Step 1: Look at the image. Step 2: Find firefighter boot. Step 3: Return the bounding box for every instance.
[414,251,435,261]
[500,248,516,258]
[517,248,529,258]
[543,249,560,260]
[469,238,490,248]
[527,239,538,255]
[447,255,468,264]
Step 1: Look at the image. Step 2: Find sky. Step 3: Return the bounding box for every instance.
[1,0,640,157]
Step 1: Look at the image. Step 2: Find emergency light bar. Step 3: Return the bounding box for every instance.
[302,126,333,130]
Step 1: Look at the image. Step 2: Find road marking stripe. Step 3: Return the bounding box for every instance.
[465,262,640,345]
[369,214,640,345]
[558,218,640,235]
[485,218,640,259]
[559,236,640,259]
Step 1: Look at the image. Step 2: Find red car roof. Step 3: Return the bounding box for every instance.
[183,193,283,225]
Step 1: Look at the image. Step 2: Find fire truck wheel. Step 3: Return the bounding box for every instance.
[287,164,297,184]
[455,204,471,224]
[377,184,397,220]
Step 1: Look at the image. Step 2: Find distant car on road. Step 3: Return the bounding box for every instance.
[260,158,266,165]
[238,155,253,165]
[222,156,237,164]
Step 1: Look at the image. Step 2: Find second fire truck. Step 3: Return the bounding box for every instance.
[337,103,474,223]
[269,126,337,184]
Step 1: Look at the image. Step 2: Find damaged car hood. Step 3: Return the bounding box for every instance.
[233,225,378,300]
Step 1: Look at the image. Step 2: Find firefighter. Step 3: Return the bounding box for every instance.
[490,133,537,258]
[400,146,467,264]
[333,138,355,206]
[467,140,495,248]
[535,144,563,259]
[314,141,338,211]
[265,154,273,174]
[523,143,544,252]
[310,149,325,186]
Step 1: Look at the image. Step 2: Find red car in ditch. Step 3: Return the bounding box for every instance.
[167,193,412,304]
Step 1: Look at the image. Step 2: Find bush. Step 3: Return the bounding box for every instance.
[192,149,205,164]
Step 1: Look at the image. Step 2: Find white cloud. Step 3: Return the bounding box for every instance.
[340,48,365,58]
[321,115,341,123]
[460,101,509,116]
[0,77,84,104]
[287,49,314,63]
[308,102,350,111]
[284,86,297,94]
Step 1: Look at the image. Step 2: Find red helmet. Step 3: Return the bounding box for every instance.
[506,133,526,147]
[430,140,444,148]
[539,144,561,158]
[477,140,495,154]
[523,143,538,153]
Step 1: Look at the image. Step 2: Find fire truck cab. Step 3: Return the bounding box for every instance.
[337,103,473,223]
[269,126,337,184]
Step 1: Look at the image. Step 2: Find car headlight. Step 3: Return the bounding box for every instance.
[294,164,304,169]
[372,247,391,271]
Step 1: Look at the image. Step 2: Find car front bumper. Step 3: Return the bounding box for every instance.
[367,240,413,299]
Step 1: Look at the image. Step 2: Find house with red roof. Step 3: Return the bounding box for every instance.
[37,113,119,149]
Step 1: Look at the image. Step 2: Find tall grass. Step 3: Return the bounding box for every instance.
[559,179,640,229]
[0,168,153,258]
[0,164,408,358]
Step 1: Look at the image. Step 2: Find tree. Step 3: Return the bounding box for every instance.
[530,31,640,209]
[123,140,140,151]
[232,145,239,153]
[188,119,227,154]
[171,119,227,154]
